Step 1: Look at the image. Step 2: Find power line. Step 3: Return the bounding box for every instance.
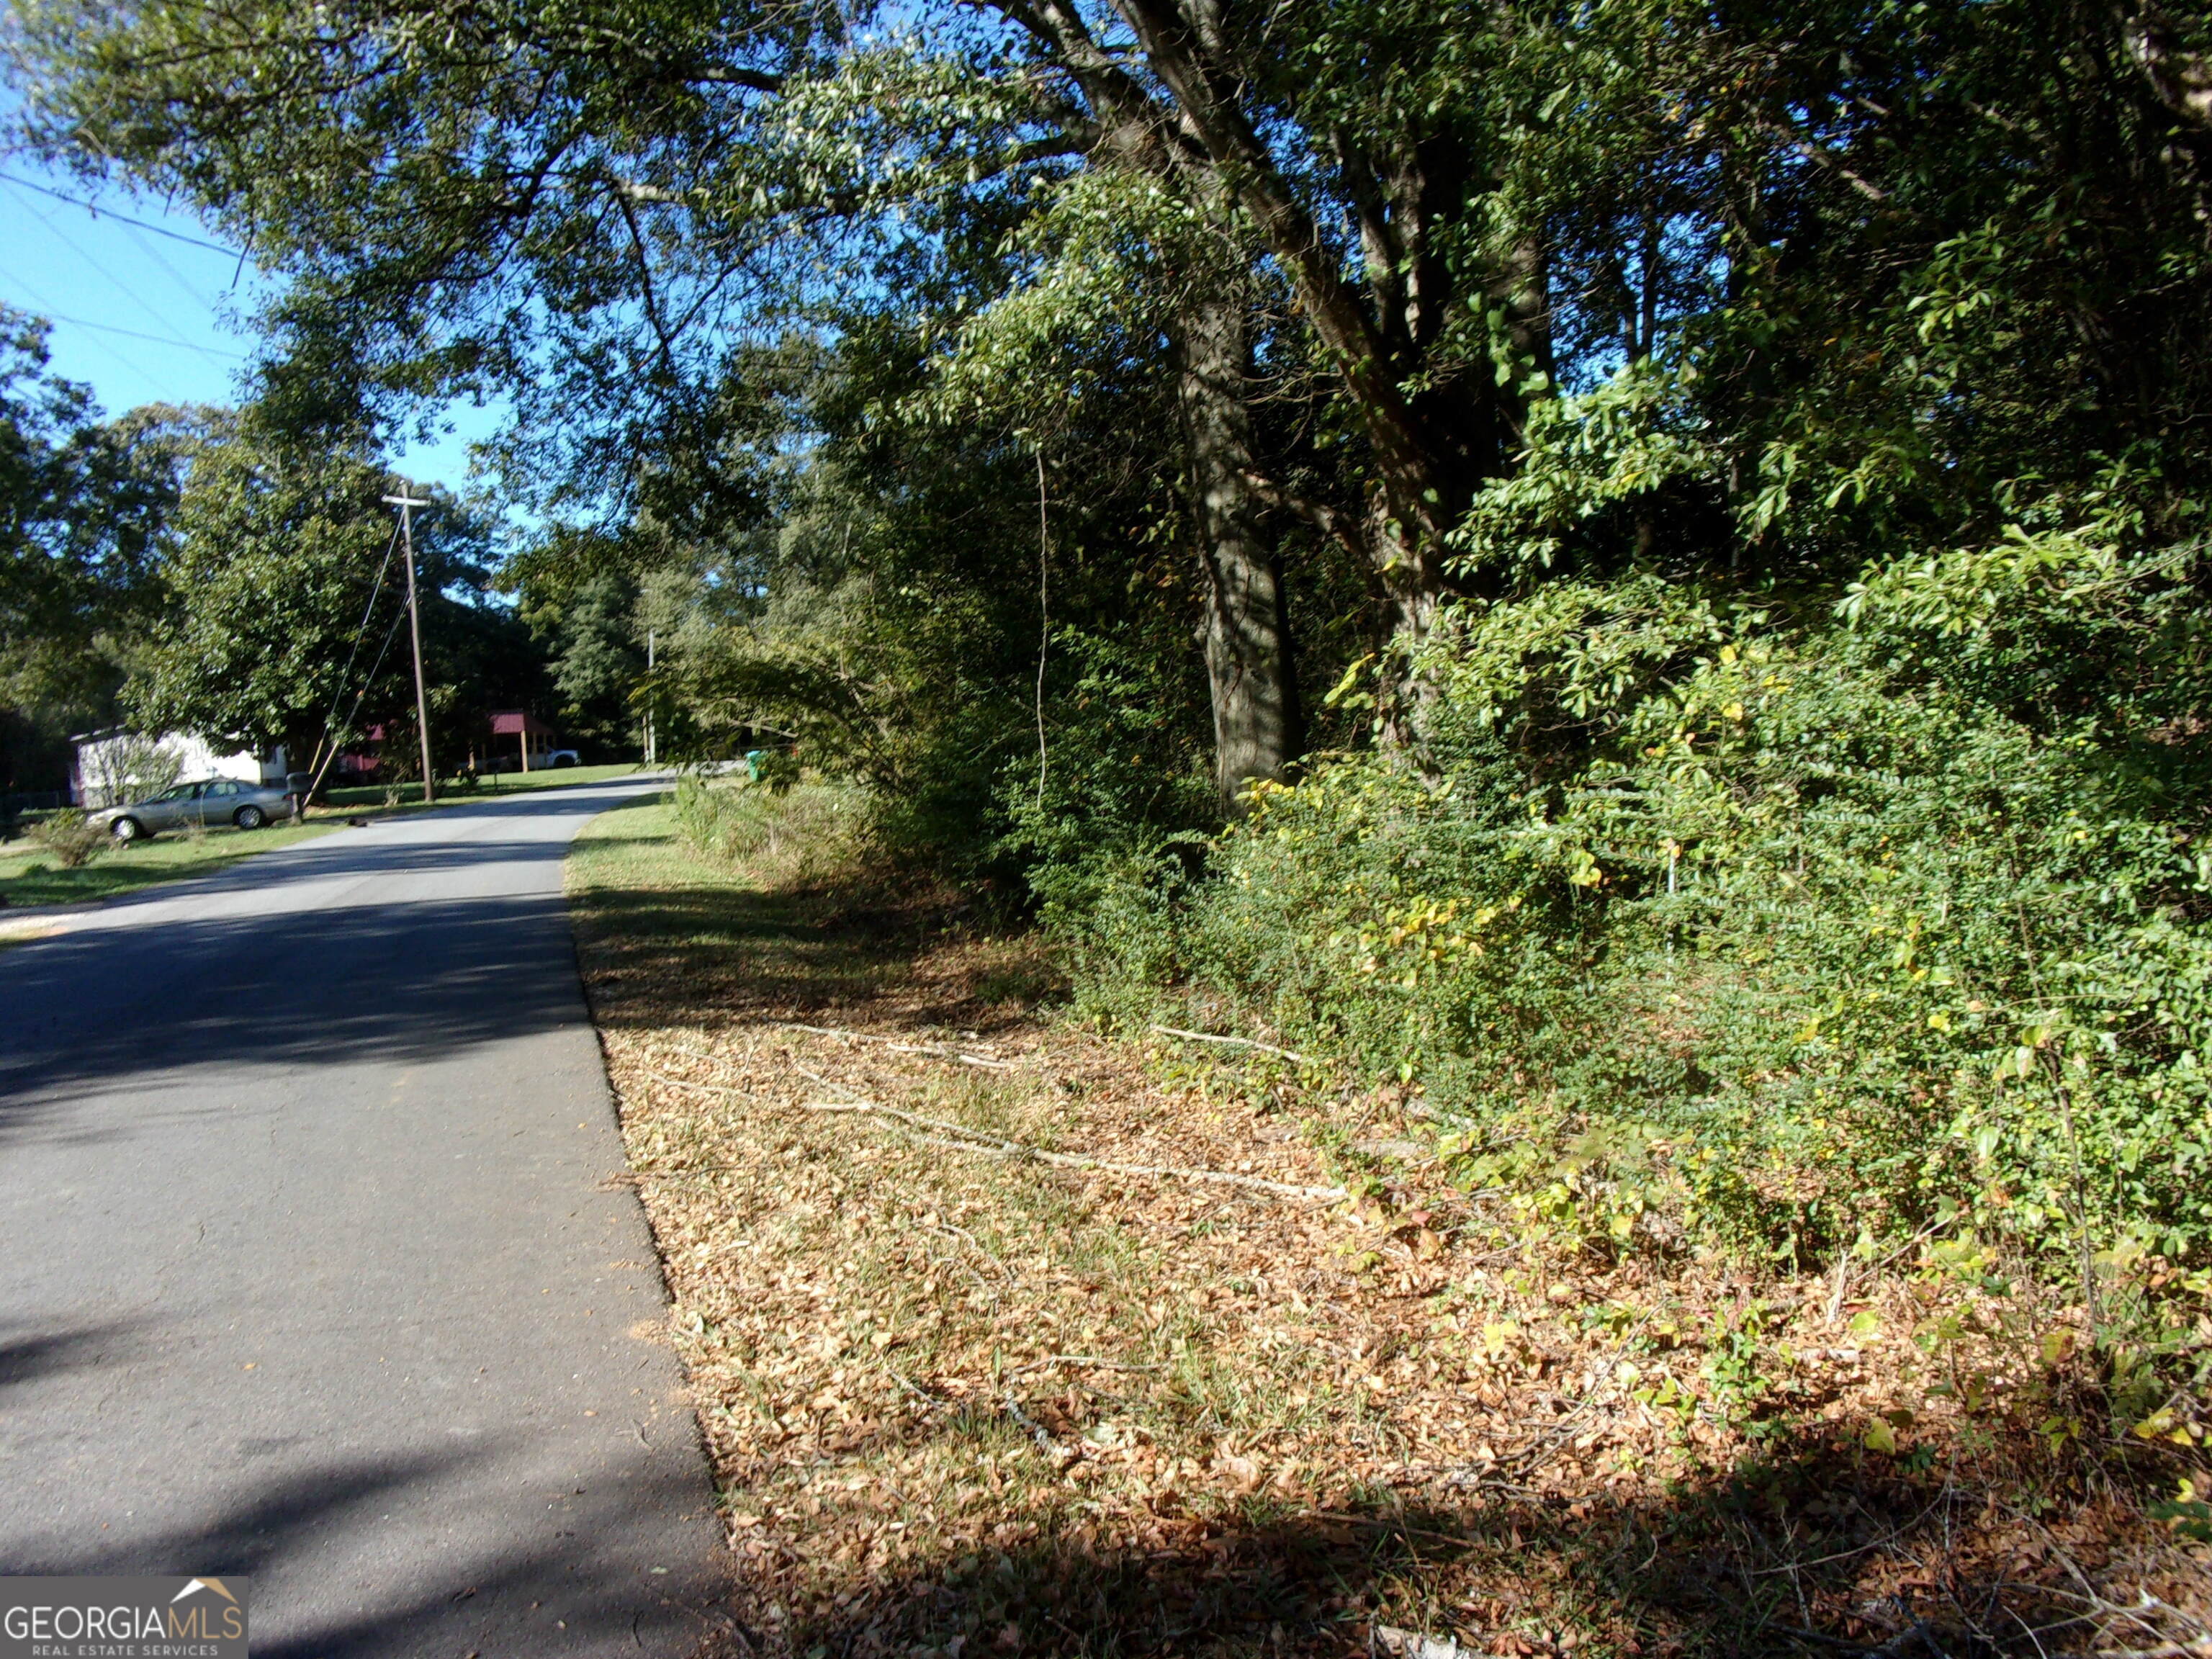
[1,179,253,367]
[0,296,248,361]
[0,262,143,381]
[313,524,403,757]
[120,220,222,312]
[4,180,220,350]
[0,170,241,258]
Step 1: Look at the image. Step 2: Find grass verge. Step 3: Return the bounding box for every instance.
[567,793,2212,1658]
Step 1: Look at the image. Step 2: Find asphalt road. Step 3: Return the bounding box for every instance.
[0,781,733,1656]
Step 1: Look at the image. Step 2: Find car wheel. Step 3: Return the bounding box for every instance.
[233,805,266,830]
[109,816,145,842]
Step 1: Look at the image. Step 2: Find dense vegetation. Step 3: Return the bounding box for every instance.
[12,0,2212,1287]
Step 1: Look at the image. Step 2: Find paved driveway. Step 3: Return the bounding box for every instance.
[0,781,732,1656]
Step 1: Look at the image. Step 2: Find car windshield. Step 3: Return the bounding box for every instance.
[158,785,197,801]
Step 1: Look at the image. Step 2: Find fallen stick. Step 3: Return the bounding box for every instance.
[640,1066,1346,1203]
[897,1129,1345,1202]
[922,1218,1015,1281]
[1302,1511,1478,1546]
[1763,1625,1883,1655]
[1002,1392,1061,1455]
[784,1063,1345,1200]
[1012,1354,1164,1375]
[879,1362,950,1407]
[775,1020,1016,1070]
[1149,1022,1309,1064]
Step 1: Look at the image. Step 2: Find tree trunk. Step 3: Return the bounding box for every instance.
[2126,3,2212,222]
[2128,3,2212,130]
[1005,0,1548,708]
[1172,290,1303,813]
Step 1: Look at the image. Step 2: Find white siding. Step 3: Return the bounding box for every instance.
[71,733,288,806]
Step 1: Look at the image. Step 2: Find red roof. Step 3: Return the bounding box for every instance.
[490,710,554,736]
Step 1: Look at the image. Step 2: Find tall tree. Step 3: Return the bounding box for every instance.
[0,307,185,790]
[1172,287,1303,806]
[549,570,646,757]
[10,0,1545,745]
[130,410,539,775]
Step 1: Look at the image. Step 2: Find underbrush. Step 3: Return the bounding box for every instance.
[1083,546,2212,1227]
[1064,534,2212,1462]
[570,800,2212,1655]
[29,807,106,869]
[673,770,875,891]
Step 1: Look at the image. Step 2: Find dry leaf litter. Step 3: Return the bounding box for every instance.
[568,799,2212,1658]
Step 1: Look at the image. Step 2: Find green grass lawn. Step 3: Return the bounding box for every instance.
[1,763,650,910]
[0,819,345,909]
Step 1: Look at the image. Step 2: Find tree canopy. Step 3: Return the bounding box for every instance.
[125,410,544,775]
[19,0,2212,757]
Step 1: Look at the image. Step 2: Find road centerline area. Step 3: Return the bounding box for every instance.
[0,781,728,1658]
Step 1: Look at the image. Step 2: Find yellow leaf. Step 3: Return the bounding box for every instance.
[1863,1419,1897,1455]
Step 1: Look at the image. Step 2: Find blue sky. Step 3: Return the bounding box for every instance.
[0,150,498,495]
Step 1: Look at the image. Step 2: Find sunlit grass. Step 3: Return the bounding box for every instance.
[0,819,343,908]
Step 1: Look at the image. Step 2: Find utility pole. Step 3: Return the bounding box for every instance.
[645,628,657,768]
[382,488,436,804]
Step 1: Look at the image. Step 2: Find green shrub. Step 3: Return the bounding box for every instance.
[1075,531,2212,1269]
[30,809,107,870]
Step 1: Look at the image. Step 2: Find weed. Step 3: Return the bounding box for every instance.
[29,809,106,869]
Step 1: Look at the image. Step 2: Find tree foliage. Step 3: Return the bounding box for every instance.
[0,307,185,791]
[17,0,2212,1266]
[129,409,543,776]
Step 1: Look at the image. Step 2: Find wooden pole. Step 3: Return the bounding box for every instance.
[383,490,436,804]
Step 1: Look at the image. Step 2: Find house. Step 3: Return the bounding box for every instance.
[70,729,289,808]
[331,724,388,782]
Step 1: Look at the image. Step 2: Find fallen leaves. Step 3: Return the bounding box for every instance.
[566,805,2212,1659]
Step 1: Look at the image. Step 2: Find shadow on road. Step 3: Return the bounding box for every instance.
[0,891,581,1130]
[0,789,665,1136]
[0,1321,145,1398]
[0,781,734,1655]
[9,1437,733,1658]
